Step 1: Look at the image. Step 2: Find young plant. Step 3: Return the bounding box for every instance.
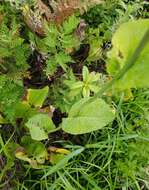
[65,66,101,98]
[29,14,81,75]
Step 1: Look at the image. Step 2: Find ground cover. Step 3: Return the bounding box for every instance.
[0,0,149,189]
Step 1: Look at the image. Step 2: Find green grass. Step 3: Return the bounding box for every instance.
[2,89,147,190]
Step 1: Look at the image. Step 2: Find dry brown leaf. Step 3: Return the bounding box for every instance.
[22,0,103,36]
[22,5,45,36]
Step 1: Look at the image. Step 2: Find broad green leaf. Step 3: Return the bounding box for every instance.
[68,98,89,117]
[62,98,115,134]
[26,114,56,141]
[27,86,49,107]
[14,101,37,122]
[107,19,149,90]
[4,142,19,162]
[87,28,102,62]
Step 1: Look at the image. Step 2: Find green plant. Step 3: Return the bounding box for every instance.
[65,66,101,98]
[15,136,48,168]
[1,1,149,189]
[60,19,149,135]
[0,9,30,122]
[0,18,29,76]
[32,15,81,75]
[61,97,115,134]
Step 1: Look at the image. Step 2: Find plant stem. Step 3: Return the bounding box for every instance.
[49,126,62,133]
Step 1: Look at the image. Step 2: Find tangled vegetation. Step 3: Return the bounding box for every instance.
[0,0,149,189]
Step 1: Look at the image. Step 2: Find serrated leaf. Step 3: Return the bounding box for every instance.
[26,114,56,141]
[44,24,59,48]
[107,19,149,90]
[62,98,115,134]
[46,58,57,75]
[0,76,24,122]
[55,52,73,71]
[27,86,49,107]
[61,34,80,49]
[62,15,80,34]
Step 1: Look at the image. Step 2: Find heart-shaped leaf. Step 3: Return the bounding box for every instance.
[26,114,55,141]
[62,98,115,134]
[27,86,49,107]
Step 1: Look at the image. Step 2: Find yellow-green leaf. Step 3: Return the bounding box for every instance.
[26,114,56,141]
[107,19,149,90]
[62,98,115,134]
[27,86,49,107]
